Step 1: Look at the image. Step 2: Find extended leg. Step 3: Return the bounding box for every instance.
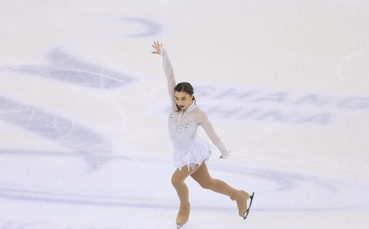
[190,162,236,196]
[190,162,250,217]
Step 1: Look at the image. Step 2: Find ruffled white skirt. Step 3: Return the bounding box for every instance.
[173,135,212,171]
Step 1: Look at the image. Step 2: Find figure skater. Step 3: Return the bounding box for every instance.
[151,41,254,228]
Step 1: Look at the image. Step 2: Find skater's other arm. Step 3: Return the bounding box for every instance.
[199,111,231,159]
[151,41,176,109]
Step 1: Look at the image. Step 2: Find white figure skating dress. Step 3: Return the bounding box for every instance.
[160,47,230,170]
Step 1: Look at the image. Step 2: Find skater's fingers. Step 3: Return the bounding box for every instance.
[151,41,162,54]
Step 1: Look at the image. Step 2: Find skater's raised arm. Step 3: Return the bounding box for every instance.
[199,111,231,159]
[152,41,176,109]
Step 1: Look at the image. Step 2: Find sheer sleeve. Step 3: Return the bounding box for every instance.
[199,111,231,158]
[160,47,176,110]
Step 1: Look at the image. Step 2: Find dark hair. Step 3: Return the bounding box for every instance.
[174,82,196,112]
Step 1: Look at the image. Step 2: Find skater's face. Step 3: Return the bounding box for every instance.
[174,91,194,112]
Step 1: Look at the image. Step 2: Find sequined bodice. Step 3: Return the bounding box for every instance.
[168,103,199,151]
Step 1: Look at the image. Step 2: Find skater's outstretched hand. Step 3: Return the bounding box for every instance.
[220,150,231,159]
[151,40,163,54]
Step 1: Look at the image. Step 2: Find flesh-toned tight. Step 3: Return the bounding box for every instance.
[171,161,248,225]
[171,161,236,202]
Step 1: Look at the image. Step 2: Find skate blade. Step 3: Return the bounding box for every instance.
[176,220,188,228]
[243,192,255,220]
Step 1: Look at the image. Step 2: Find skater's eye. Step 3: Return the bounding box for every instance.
[175,97,186,100]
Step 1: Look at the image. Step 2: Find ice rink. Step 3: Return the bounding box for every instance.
[1,0,369,228]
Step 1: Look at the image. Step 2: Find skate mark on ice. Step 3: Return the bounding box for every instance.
[0,48,137,89]
[0,96,114,170]
[0,160,368,212]
[116,17,163,37]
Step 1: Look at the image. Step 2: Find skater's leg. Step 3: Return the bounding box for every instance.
[171,163,201,202]
[190,161,236,196]
[171,163,201,225]
[190,162,250,217]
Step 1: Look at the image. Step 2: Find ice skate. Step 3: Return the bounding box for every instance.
[243,192,254,220]
[176,219,188,228]
[176,202,190,228]
[230,190,252,218]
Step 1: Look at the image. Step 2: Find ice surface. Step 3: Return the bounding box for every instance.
[0,0,368,228]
